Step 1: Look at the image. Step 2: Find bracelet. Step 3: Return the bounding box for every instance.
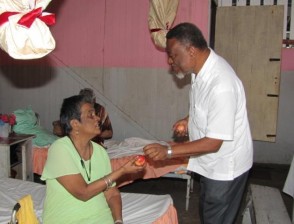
[114,220,123,224]
[102,177,108,190]
[102,175,113,191]
[167,144,173,159]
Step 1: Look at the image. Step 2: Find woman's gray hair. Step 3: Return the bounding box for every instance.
[79,88,96,103]
[60,94,92,135]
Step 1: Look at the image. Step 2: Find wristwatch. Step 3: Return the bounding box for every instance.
[167,144,173,159]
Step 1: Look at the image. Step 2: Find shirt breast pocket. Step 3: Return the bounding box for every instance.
[191,106,207,134]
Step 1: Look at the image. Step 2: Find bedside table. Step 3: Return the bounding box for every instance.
[0,133,35,181]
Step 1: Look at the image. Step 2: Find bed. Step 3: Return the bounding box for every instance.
[283,155,294,223]
[0,177,178,224]
[32,137,193,210]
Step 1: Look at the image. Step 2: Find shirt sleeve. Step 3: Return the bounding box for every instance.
[41,138,80,180]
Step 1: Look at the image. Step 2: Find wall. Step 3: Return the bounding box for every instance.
[0,0,209,141]
[0,0,293,164]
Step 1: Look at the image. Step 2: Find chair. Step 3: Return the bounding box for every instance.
[9,195,39,224]
[9,203,20,224]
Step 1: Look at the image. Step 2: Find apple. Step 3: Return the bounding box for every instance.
[134,155,146,166]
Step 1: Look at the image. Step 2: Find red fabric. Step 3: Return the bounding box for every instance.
[0,12,19,26]
[33,147,49,175]
[152,204,178,224]
[38,13,55,26]
[0,8,55,28]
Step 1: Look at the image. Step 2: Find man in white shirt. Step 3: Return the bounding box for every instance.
[143,22,253,224]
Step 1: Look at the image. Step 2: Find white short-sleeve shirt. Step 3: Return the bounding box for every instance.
[187,49,253,181]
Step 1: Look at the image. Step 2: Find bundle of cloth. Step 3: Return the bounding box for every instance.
[12,107,58,147]
[0,0,56,59]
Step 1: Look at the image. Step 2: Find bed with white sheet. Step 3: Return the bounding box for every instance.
[105,138,189,186]
[33,137,189,180]
[0,177,178,224]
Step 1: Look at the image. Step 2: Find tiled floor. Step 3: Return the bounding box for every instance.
[120,163,293,224]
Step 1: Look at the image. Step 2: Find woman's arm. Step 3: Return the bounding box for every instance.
[104,187,123,222]
[57,157,144,201]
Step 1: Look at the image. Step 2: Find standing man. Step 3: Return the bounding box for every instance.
[143,23,253,224]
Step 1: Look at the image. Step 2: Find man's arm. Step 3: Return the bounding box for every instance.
[143,137,223,161]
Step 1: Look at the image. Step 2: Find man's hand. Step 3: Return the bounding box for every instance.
[143,143,169,161]
[173,119,188,137]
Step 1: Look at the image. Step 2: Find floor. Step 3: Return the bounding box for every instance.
[119,163,293,224]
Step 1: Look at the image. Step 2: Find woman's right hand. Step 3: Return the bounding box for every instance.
[120,156,146,175]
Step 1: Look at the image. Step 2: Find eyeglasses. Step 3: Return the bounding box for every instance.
[80,109,97,120]
[86,110,96,119]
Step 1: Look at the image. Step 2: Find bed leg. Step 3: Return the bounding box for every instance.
[186,175,191,211]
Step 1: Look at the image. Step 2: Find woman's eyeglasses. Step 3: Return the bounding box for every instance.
[84,110,97,120]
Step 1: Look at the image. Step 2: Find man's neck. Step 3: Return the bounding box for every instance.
[194,48,210,74]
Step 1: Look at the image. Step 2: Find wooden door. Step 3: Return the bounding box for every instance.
[214,5,284,142]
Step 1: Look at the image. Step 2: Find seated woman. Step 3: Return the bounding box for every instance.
[53,88,113,147]
[41,95,144,224]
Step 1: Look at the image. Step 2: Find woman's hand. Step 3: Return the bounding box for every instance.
[119,156,146,175]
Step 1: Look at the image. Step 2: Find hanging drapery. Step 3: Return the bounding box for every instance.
[148,0,179,49]
[0,0,55,60]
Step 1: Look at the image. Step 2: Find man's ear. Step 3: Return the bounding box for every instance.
[188,45,197,58]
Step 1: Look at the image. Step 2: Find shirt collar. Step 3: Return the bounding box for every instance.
[192,48,216,84]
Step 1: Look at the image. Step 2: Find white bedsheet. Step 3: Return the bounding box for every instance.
[283,155,294,223]
[121,193,173,224]
[105,137,168,159]
[0,177,175,224]
[0,178,45,224]
[106,137,187,173]
[283,155,294,198]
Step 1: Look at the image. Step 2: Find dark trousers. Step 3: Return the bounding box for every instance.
[199,171,249,224]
